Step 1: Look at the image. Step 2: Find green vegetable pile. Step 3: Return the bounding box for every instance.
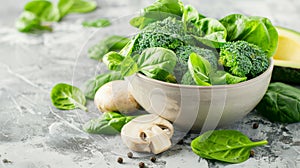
[16,0,97,33]
[84,0,278,98]
[46,0,298,165]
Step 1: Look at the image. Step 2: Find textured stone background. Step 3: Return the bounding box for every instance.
[0,0,300,168]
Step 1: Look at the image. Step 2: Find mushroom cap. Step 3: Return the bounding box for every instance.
[121,114,174,154]
[94,80,139,113]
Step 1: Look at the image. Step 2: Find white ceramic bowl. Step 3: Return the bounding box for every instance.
[127,59,274,131]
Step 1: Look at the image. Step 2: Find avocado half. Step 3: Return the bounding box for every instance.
[271,26,300,84]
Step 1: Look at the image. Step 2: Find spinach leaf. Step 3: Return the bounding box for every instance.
[51,83,87,111]
[220,14,278,57]
[67,0,97,14]
[119,34,140,57]
[188,53,212,86]
[24,0,60,22]
[190,18,227,48]
[103,51,125,71]
[16,0,97,33]
[83,71,124,99]
[120,55,139,77]
[182,5,201,24]
[121,47,177,82]
[58,0,75,18]
[182,4,205,32]
[88,35,130,61]
[191,130,268,163]
[82,18,111,28]
[130,0,184,29]
[210,71,247,85]
[83,112,135,135]
[256,82,300,123]
[16,11,52,33]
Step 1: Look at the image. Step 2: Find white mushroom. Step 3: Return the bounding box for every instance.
[94,80,139,114]
[121,114,174,154]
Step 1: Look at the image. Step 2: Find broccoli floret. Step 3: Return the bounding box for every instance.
[219,41,269,78]
[132,17,185,54]
[174,45,218,81]
[181,71,196,85]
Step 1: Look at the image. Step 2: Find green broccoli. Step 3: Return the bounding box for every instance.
[181,71,196,85]
[174,45,218,81]
[219,41,269,78]
[132,17,185,54]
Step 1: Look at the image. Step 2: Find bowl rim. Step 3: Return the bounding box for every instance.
[132,58,274,89]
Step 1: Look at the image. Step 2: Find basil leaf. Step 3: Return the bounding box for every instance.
[188,53,212,86]
[191,130,268,163]
[83,112,135,135]
[130,0,184,29]
[220,14,278,57]
[88,35,130,61]
[83,71,124,99]
[82,18,111,28]
[24,0,60,22]
[51,83,87,111]
[67,0,97,14]
[256,82,300,123]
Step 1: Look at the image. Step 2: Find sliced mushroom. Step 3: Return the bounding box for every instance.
[121,114,174,154]
[94,80,139,114]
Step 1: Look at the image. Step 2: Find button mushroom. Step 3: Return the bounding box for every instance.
[121,114,174,154]
[94,80,139,114]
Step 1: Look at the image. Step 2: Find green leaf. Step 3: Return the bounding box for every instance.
[24,0,60,22]
[130,0,184,29]
[256,82,300,123]
[191,130,268,163]
[67,0,97,14]
[83,71,124,99]
[82,18,111,28]
[51,83,87,111]
[188,53,212,86]
[220,14,278,57]
[119,34,140,57]
[120,55,139,77]
[58,0,75,18]
[88,35,130,61]
[103,51,125,71]
[210,71,247,85]
[190,18,227,48]
[120,47,177,82]
[15,11,52,33]
[182,5,201,24]
[137,47,177,75]
[83,112,136,135]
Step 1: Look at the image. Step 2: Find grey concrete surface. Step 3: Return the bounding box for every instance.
[0,0,300,168]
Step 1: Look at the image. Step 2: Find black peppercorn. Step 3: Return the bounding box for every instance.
[139,162,145,168]
[250,150,255,157]
[150,156,156,162]
[127,152,133,158]
[117,157,123,164]
[252,123,259,129]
